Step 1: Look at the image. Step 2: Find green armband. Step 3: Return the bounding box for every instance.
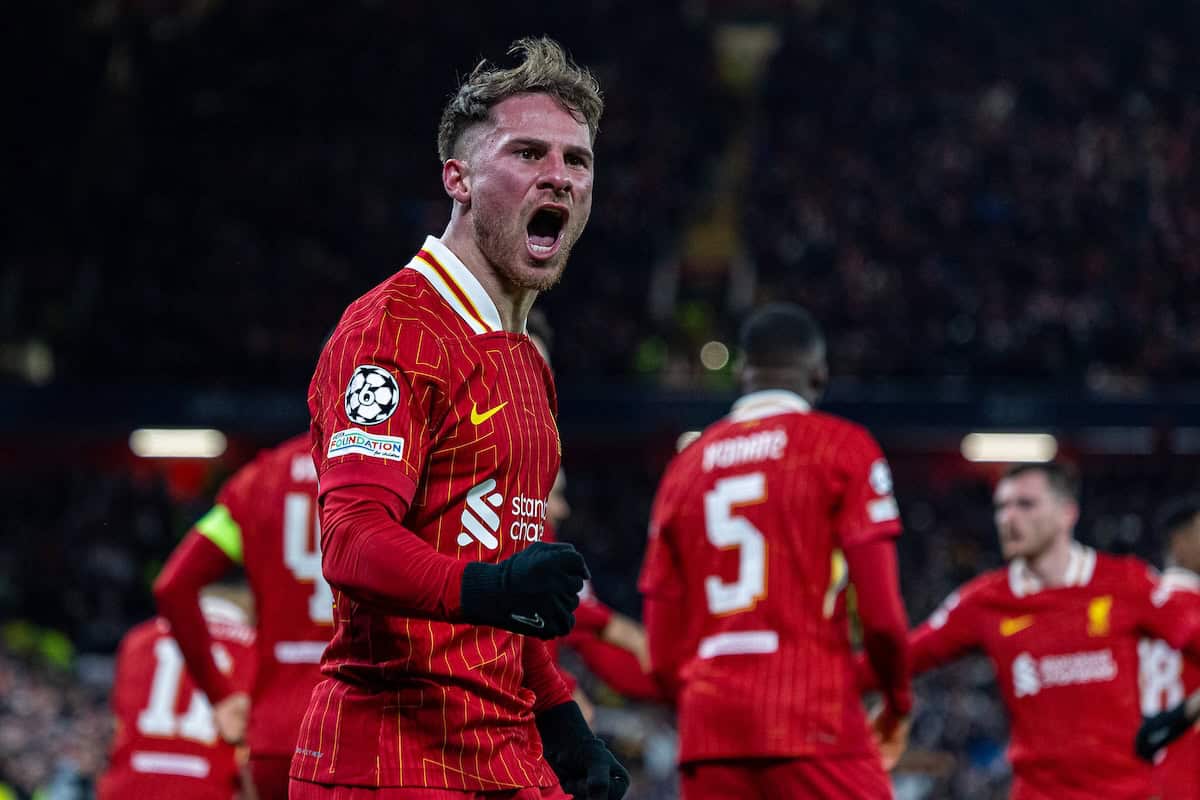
[195,504,244,565]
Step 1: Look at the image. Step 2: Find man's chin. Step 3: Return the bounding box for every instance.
[1002,544,1027,561]
[506,256,567,292]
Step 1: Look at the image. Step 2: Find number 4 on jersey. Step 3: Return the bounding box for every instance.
[283,493,335,623]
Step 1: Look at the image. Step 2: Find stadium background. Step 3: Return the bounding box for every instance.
[5,0,1200,797]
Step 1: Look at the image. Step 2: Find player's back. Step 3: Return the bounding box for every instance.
[100,603,254,800]
[646,393,900,762]
[227,434,333,756]
[1142,568,1200,799]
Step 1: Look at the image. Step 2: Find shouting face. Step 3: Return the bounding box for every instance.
[993,470,1078,562]
[450,93,594,292]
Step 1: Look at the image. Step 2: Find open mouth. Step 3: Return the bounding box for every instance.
[526,206,567,258]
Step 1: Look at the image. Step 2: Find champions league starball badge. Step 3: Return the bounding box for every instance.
[344,365,400,425]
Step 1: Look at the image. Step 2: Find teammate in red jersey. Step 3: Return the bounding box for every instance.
[641,303,913,800]
[98,594,255,800]
[860,464,1200,800]
[1136,496,1200,798]
[544,468,658,710]
[153,433,332,798]
[526,317,656,708]
[290,37,627,800]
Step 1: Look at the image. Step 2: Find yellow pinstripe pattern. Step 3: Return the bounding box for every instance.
[302,262,563,791]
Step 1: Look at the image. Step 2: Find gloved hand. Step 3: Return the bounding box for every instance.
[536,701,630,800]
[1136,702,1194,761]
[461,542,588,638]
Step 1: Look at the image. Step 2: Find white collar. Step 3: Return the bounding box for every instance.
[729,390,811,422]
[406,236,506,334]
[1008,543,1097,597]
[1161,566,1200,591]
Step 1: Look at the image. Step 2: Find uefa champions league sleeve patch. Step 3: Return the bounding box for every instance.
[344,364,400,425]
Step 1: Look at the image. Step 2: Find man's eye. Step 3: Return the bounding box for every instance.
[518,148,539,159]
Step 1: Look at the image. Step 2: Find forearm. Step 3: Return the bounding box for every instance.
[845,539,912,714]
[644,594,688,703]
[320,486,467,619]
[570,637,662,702]
[523,638,573,713]
[572,596,614,636]
[153,533,235,702]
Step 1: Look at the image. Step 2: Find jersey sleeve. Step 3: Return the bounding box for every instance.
[310,319,447,504]
[1133,560,1200,654]
[153,533,237,702]
[195,457,263,565]
[909,583,984,675]
[522,638,572,714]
[640,475,694,702]
[831,426,902,549]
[638,465,685,600]
[572,590,615,635]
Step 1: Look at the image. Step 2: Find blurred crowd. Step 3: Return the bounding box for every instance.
[8,0,1200,391]
[745,0,1200,391]
[0,639,109,800]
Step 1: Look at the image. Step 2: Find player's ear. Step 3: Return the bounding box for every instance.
[443,158,471,206]
[1061,499,1080,530]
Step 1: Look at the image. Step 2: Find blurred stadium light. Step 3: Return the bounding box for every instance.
[961,433,1058,463]
[129,428,227,459]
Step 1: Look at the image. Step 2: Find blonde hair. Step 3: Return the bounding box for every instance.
[437,37,603,162]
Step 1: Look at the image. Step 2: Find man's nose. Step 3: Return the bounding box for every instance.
[537,152,571,195]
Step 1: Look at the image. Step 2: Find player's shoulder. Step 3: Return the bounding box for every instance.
[117,618,168,660]
[949,568,1012,608]
[1159,567,1200,594]
[925,570,1005,628]
[803,409,883,451]
[249,434,316,482]
[1092,551,1157,588]
[966,567,1012,599]
[330,269,448,346]
[318,277,455,396]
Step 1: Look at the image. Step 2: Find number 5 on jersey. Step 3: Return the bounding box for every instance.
[283,492,335,624]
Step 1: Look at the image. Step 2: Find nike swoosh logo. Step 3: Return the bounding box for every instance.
[470,401,508,425]
[1000,615,1035,636]
[510,612,545,629]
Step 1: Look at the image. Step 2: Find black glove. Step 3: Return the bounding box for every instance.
[461,542,588,638]
[536,701,630,800]
[1136,703,1194,761]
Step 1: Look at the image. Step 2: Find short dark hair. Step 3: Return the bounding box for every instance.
[739,303,825,369]
[1156,495,1200,537]
[1002,462,1080,502]
[437,37,604,162]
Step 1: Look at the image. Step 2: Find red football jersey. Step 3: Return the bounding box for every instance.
[292,236,562,790]
[1142,568,1200,800]
[639,390,903,763]
[912,547,1200,800]
[200,433,333,756]
[99,603,254,800]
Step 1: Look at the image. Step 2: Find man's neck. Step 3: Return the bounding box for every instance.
[441,222,536,333]
[1025,536,1076,588]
